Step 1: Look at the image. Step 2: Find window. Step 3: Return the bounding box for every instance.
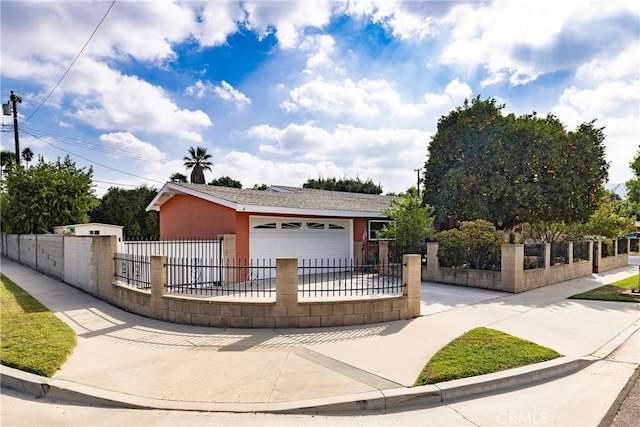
[89,230,100,235]
[306,222,325,230]
[254,223,277,229]
[281,222,302,229]
[368,220,394,240]
[328,223,346,230]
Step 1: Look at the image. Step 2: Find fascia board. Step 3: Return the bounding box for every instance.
[236,204,386,218]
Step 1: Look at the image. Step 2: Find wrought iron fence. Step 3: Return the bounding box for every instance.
[298,258,403,298]
[165,258,275,298]
[630,238,639,253]
[573,241,589,262]
[524,243,545,270]
[390,241,428,265]
[617,238,628,255]
[115,238,222,292]
[114,253,150,290]
[551,242,569,265]
[601,240,614,258]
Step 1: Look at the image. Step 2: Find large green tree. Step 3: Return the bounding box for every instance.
[209,176,242,188]
[303,176,383,194]
[423,96,608,229]
[3,156,96,234]
[90,186,159,238]
[183,146,213,184]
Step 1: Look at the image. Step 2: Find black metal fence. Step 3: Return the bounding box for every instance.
[524,243,545,270]
[551,242,569,265]
[573,241,590,262]
[630,238,639,253]
[601,240,614,258]
[617,238,628,255]
[114,253,151,290]
[165,258,275,298]
[298,258,403,298]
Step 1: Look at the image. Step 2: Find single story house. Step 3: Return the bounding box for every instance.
[146,183,393,261]
[53,223,124,241]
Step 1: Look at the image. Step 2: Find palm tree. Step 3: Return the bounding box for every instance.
[169,172,188,183]
[183,146,213,184]
[21,147,34,169]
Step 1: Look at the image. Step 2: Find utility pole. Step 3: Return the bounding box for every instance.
[414,168,422,197]
[10,91,22,167]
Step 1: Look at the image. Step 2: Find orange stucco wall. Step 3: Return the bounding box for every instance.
[354,218,368,241]
[159,195,252,259]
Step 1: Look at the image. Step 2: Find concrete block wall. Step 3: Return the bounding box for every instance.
[63,236,94,293]
[34,235,64,279]
[18,235,37,269]
[597,239,632,273]
[425,241,605,293]
[4,234,20,260]
[110,255,422,328]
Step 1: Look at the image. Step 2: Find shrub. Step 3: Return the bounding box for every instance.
[436,219,504,270]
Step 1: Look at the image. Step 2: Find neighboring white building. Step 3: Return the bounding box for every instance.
[53,223,123,242]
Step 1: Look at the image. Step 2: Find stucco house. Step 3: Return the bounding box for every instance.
[53,223,124,241]
[146,183,393,261]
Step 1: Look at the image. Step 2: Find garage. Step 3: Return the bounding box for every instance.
[249,217,352,265]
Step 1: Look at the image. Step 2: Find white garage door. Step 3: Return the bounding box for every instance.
[249,218,352,266]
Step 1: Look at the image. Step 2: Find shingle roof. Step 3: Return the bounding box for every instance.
[148,183,391,217]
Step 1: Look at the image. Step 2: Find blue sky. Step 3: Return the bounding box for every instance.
[1,0,638,197]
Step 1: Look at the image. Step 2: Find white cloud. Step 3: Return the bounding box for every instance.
[439,0,639,86]
[575,41,640,84]
[243,0,334,48]
[248,122,428,165]
[298,34,342,75]
[99,132,168,161]
[67,59,212,142]
[186,80,251,110]
[340,0,443,40]
[213,81,252,110]
[552,80,640,183]
[244,122,429,192]
[193,2,244,47]
[282,77,471,122]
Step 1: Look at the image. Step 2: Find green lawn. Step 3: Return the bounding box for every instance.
[569,274,640,303]
[0,274,76,377]
[414,327,561,386]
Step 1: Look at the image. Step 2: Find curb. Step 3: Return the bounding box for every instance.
[1,356,594,413]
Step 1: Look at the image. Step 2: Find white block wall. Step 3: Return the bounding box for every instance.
[36,235,65,279]
[64,236,94,293]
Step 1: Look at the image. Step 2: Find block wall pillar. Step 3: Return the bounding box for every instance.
[220,234,237,285]
[403,254,421,317]
[501,244,523,293]
[425,242,439,281]
[150,255,167,308]
[275,258,299,327]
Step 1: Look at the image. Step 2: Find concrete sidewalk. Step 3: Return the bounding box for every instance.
[1,257,638,413]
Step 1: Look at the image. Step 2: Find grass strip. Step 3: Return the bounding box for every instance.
[569,274,639,303]
[414,327,560,386]
[1,274,76,377]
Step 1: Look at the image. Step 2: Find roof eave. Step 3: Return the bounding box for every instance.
[237,205,386,218]
[145,183,238,212]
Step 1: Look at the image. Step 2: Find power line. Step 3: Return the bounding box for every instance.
[21,128,165,185]
[24,0,117,123]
